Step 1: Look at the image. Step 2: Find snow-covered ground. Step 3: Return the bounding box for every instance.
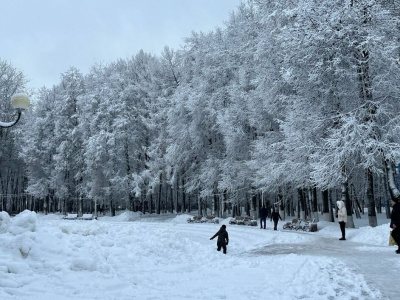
[0,210,398,300]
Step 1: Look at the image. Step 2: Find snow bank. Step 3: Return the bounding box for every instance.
[1,210,37,235]
[350,223,391,246]
[70,258,97,272]
[111,210,142,221]
[0,211,11,233]
[168,213,193,223]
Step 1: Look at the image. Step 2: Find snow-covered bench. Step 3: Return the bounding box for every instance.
[229,216,257,226]
[282,218,317,232]
[63,213,78,220]
[204,215,219,224]
[187,216,202,223]
[79,214,97,220]
[187,215,219,224]
[303,218,318,232]
[282,218,302,230]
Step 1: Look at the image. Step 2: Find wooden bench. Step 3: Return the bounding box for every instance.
[63,213,78,220]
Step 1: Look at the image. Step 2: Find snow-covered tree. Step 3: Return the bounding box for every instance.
[0,59,28,211]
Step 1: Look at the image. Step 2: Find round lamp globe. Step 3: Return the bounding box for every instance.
[11,93,30,110]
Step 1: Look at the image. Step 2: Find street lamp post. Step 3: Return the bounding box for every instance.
[0,93,30,128]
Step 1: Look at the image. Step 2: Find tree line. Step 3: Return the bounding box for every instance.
[1,0,400,226]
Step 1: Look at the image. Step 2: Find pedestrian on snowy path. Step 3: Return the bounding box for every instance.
[390,198,400,254]
[336,200,347,240]
[210,224,229,254]
[270,207,282,230]
[259,205,268,229]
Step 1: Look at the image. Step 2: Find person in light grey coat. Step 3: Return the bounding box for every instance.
[336,200,347,240]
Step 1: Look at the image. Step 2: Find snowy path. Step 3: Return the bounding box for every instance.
[166,220,395,299]
[244,231,397,300]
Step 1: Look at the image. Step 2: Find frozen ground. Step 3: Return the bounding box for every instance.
[0,210,398,300]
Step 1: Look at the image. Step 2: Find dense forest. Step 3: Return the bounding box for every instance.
[1,0,400,227]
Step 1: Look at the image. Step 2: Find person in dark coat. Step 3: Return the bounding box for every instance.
[270,207,282,230]
[259,205,268,229]
[390,198,400,254]
[210,225,229,254]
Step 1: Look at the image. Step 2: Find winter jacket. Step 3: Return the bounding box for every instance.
[271,211,282,222]
[210,227,229,245]
[390,203,400,229]
[336,200,347,223]
[259,207,268,219]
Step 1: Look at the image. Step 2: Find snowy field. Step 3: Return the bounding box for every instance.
[0,210,398,300]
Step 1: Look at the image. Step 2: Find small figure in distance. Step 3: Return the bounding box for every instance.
[210,224,229,254]
[336,200,347,240]
[270,206,282,230]
[259,205,268,229]
[390,198,400,254]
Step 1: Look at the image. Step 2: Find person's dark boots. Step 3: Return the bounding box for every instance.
[396,248,400,254]
[339,237,346,240]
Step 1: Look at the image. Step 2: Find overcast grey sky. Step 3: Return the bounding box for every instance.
[1,0,242,90]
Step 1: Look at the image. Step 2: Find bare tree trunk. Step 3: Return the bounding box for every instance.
[222,191,227,218]
[311,186,319,222]
[341,171,355,228]
[298,188,306,221]
[198,194,202,216]
[173,180,178,214]
[278,187,285,220]
[213,189,218,217]
[181,177,186,213]
[43,196,48,215]
[350,183,362,218]
[251,191,257,219]
[78,196,83,217]
[156,173,162,214]
[366,168,377,227]
[383,168,391,219]
[385,159,400,203]
[322,189,331,222]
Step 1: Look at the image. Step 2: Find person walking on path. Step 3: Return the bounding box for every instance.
[390,198,400,253]
[270,207,282,230]
[259,205,268,229]
[210,225,229,254]
[336,200,347,240]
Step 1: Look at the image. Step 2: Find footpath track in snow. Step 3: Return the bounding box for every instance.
[160,219,395,299]
[138,218,390,299]
[245,230,397,300]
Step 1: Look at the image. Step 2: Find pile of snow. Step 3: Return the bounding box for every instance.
[168,213,193,223]
[0,210,36,235]
[349,223,391,246]
[102,210,142,221]
[0,211,11,233]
